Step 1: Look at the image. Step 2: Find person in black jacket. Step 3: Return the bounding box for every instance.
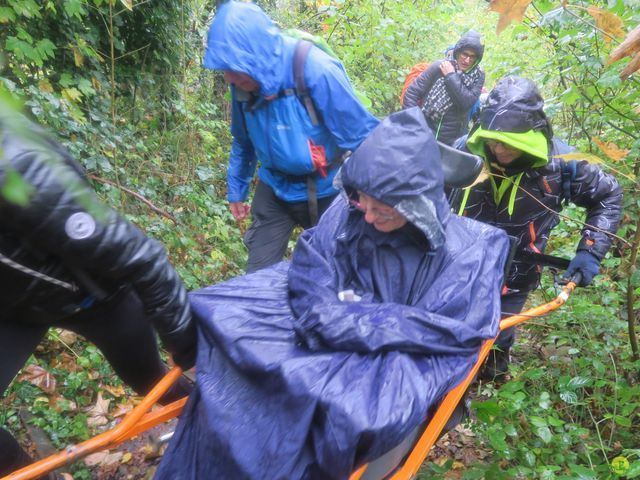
[402,31,485,145]
[453,76,623,380]
[0,109,197,477]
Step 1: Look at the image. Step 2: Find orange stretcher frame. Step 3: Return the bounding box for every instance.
[3,281,576,480]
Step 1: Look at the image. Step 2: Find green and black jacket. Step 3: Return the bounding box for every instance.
[453,77,623,291]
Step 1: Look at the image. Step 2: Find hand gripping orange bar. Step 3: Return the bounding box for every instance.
[2,367,186,480]
[350,281,577,480]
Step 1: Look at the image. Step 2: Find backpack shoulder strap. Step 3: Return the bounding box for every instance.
[293,40,320,126]
[559,158,577,205]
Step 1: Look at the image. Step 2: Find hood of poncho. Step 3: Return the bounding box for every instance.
[336,108,450,249]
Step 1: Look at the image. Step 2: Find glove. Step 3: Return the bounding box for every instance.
[563,251,600,287]
[162,305,198,370]
[171,340,197,371]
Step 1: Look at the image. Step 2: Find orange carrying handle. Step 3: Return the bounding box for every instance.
[6,282,576,480]
[2,367,187,480]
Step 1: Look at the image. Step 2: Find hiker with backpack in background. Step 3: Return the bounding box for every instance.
[451,76,623,381]
[402,31,485,146]
[204,1,378,273]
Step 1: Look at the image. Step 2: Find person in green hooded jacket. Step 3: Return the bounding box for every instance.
[453,76,623,380]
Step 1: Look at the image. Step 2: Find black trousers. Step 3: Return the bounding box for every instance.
[244,181,336,273]
[1,287,190,475]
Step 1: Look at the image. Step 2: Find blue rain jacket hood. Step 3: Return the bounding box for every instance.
[203,1,284,97]
[156,110,510,480]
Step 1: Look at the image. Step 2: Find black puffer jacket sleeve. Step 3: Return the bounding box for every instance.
[402,61,441,109]
[443,68,485,111]
[569,159,623,261]
[0,118,196,369]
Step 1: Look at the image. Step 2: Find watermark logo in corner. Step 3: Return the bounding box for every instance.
[611,456,629,476]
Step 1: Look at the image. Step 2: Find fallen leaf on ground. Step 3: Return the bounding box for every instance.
[103,384,126,398]
[52,351,81,372]
[111,403,134,418]
[84,450,123,467]
[86,392,111,427]
[56,329,78,346]
[84,452,109,467]
[49,395,77,412]
[18,364,56,394]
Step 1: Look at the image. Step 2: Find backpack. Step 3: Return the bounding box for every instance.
[284,29,372,109]
[559,158,577,205]
[399,62,430,105]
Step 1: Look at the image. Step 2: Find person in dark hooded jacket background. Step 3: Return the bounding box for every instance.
[402,30,485,145]
[0,107,196,478]
[155,108,509,480]
[453,76,623,380]
[203,1,378,273]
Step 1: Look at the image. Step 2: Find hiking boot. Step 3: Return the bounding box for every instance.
[480,348,510,382]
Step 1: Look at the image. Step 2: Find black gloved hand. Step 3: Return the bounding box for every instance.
[171,339,197,371]
[563,251,600,287]
[162,306,198,371]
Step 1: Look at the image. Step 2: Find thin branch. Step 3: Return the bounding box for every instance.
[626,216,640,361]
[88,174,178,224]
[565,5,619,44]
[591,84,640,126]
[489,171,631,247]
[114,43,151,61]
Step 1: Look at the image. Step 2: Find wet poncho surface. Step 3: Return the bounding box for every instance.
[156,108,509,479]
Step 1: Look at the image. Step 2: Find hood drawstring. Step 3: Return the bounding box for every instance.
[456,171,522,217]
[488,171,524,217]
[457,187,471,216]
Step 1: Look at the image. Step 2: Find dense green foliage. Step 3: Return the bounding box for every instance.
[1,0,639,478]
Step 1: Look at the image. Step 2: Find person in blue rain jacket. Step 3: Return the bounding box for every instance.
[203,1,378,272]
[155,108,509,480]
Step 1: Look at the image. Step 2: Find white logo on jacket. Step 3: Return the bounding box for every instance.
[65,212,96,240]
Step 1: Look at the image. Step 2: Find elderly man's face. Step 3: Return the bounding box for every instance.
[223,71,259,92]
[355,192,407,232]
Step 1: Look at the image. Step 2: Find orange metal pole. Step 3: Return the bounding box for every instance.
[110,397,187,447]
[349,463,368,480]
[3,367,184,480]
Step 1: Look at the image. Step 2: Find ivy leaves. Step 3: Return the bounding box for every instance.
[8,0,41,19]
[6,32,56,67]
